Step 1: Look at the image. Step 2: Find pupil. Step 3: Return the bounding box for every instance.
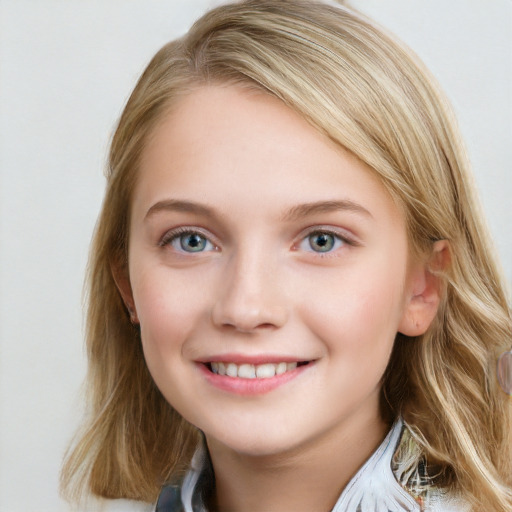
[311,233,334,252]
[181,233,205,251]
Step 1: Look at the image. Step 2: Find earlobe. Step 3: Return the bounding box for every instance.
[111,259,139,324]
[398,240,450,337]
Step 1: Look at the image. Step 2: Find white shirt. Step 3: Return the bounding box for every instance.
[156,419,470,512]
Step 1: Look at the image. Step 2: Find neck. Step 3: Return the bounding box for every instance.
[206,411,389,512]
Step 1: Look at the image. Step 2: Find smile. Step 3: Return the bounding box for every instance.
[209,361,303,379]
[199,358,313,395]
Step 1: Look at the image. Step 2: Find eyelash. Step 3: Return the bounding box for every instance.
[158,226,357,255]
[159,227,218,253]
[294,228,355,256]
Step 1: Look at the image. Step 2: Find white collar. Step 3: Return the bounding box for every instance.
[179,419,424,512]
[331,418,421,511]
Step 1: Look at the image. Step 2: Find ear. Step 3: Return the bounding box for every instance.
[398,240,450,337]
[111,259,139,324]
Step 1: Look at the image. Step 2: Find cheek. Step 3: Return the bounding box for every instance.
[131,269,211,364]
[300,265,406,361]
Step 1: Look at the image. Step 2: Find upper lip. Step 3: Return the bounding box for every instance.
[196,354,312,365]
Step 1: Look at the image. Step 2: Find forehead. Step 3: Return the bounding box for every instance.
[133,84,404,228]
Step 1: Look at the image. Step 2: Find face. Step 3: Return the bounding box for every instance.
[124,85,429,458]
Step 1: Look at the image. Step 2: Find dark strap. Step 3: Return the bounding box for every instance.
[155,484,184,512]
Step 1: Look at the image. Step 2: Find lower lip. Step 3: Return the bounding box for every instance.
[197,363,311,395]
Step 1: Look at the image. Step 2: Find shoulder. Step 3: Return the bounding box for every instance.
[81,498,155,512]
[392,422,472,512]
[425,491,471,512]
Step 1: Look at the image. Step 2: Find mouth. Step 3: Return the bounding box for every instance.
[205,360,311,379]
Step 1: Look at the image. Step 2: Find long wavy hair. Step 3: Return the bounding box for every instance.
[61,1,512,510]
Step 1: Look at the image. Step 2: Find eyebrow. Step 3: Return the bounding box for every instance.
[145,199,216,220]
[280,200,373,222]
[144,198,372,222]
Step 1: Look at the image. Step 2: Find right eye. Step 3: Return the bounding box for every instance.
[304,231,340,253]
[160,229,216,253]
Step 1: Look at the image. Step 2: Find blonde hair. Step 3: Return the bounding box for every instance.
[61,1,512,509]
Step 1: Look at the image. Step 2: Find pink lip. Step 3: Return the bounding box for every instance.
[197,360,313,396]
[196,353,308,365]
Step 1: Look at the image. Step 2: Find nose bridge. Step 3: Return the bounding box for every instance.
[212,242,287,332]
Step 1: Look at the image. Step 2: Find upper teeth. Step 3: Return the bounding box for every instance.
[210,362,298,379]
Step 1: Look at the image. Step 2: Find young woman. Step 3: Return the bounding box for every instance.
[61,1,512,511]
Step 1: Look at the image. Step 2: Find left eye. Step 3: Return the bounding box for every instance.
[166,231,215,253]
[299,231,344,253]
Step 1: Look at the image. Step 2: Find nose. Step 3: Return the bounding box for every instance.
[211,250,288,333]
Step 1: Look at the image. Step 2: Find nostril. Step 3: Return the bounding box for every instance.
[217,321,279,333]
[258,323,278,330]
[211,286,288,332]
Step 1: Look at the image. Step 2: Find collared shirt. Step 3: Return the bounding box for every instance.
[155,419,469,512]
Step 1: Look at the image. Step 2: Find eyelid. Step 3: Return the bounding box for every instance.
[158,226,219,251]
[293,225,359,251]
[157,224,358,252]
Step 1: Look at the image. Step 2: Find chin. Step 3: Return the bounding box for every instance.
[202,421,310,458]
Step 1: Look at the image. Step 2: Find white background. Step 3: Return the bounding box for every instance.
[0,1,510,511]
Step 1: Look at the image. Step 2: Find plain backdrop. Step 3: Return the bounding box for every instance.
[0,1,510,511]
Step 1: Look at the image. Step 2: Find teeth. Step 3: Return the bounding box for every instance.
[238,364,256,378]
[256,363,276,378]
[209,361,303,379]
[226,363,238,377]
[276,362,287,375]
[287,362,298,372]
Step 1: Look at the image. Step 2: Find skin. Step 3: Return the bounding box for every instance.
[116,84,444,512]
